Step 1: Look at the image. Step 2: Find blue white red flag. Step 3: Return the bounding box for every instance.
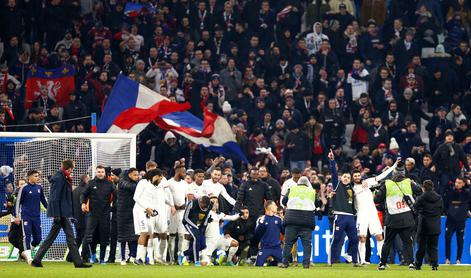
[98,75,247,162]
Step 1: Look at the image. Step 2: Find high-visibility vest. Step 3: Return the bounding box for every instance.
[287,185,316,211]
[385,179,413,215]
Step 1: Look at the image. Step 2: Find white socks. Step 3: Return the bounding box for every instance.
[159,238,168,263]
[227,246,238,263]
[168,236,176,262]
[152,238,159,263]
[359,242,366,264]
[23,250,32,264]
[147,239,154,263]
[179,235,190,255]
[137,244,146,261]
[377,240,384,259]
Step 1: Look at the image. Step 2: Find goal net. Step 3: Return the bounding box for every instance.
[0,132,136,261]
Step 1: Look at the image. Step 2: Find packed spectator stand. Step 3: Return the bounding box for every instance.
[1,0,471,221]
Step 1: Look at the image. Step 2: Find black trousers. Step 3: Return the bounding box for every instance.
[108,217,118,261]
[415,234,439,267]
[282,226,312,266]
[66,225,85,262]
[33,217,83,266]
[380,226,414,266]
[8,223,24,254]
[445,218,465,260]
[81,215,110,261]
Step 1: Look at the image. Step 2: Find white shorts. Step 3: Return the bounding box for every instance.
[357,212,383,236]
[168,210,186,234]
[134,211,150,235]
[149,213,169,234]
[201,236,233,262]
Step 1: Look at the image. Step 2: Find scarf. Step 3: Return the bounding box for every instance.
[62,169,73,189]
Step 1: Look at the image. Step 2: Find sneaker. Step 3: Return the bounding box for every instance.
[195,261,201,267]
[99,260,106,265]
[106,259,115,264]
[279,263,289,269]
[133,259,145,265]
[377,264,386,271]
[445,259,451,265]
[120,261,127,266]
[342,254,353,263]
[225,261,236,266]
[31,260,43,268]
[217,254,226,266]
[409,263,416,271]
[129,257,136,264]
[353,263,364,267]
[456,260,461,265]
[303,264,310,269]
[362,261,370,265]
[75,263,93,268]
[432,266,438,271]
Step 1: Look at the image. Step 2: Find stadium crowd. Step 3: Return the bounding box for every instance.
[0,0,471,271]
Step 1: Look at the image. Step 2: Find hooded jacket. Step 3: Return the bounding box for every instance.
[305,22,329,55]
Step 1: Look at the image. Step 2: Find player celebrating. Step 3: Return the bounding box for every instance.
[168,162,190,264]
[180,195,213,266]
[133,169,170,265]
[328,150,360,266]
[187,169,205,200]
[352,159,399,265]
[15,170,48,264]
[201,197,240,266]
[201,167,235,206]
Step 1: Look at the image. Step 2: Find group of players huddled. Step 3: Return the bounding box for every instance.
[8,150,455,270]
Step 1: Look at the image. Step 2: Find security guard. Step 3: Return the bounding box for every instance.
[374,163,422,270]
[280,176,317,269]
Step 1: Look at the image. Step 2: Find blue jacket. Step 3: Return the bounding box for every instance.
[16,183,47,218]
[47,170,73,218]
[254,214,284,249]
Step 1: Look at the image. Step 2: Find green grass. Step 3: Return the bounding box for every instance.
[1,262,470,278]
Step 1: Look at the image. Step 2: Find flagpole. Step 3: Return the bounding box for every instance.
[91,113,97,133]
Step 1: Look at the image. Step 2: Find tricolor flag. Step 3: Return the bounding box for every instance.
[25,65,75,109]
[98,75,247,162]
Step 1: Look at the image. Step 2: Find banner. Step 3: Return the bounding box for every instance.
[25,65,75,109]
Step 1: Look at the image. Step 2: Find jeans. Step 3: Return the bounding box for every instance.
[282,226,312,266]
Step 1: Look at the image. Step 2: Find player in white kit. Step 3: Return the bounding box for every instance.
[201,168,235,206]
[187,169,206,200]
[352,158,399,265]
[279,168,302,207]
[201,197,240,266]
[133,169,169,265]
[168,163,190,264]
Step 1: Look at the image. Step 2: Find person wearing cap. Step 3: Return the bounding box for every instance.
[155,131,181,173]
[432,130,469,196]
[279,176,317,269]
[374,161,423,270]
[413,180,443,271]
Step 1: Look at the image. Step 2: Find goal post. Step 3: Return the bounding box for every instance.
[0,132,136,261]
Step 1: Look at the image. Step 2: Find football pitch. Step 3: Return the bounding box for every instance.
[1,262,470,278]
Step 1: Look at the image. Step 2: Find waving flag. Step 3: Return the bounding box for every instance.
[98,75,247,162]
[25,65,75,109]
[124,3,156,17]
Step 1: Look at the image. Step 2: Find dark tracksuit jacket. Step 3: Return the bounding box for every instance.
[16,183,48,250]
[254,215,284,266]
[182,199,213,262]
[329,159,359,264]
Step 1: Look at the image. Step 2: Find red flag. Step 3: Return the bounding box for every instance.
[25,65,75,109]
